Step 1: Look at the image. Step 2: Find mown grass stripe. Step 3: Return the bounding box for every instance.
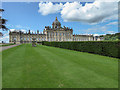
[2,44,118,88]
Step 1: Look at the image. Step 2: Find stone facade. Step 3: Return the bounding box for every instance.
[9,17,97,44]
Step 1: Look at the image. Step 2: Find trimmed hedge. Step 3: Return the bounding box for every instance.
[0,43,15,47]
[42,41,120,58]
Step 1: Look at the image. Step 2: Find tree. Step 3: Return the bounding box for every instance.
[0,9,8,31]
[0,32,3,36]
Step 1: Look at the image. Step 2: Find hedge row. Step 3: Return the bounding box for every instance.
[0,43,15,47]
[42,41,120,58]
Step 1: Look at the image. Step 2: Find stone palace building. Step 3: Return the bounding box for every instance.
[9,17,100,44]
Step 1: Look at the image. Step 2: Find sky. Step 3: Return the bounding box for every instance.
[0,0,119,43]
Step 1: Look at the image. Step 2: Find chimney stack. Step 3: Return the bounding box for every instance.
[29,30,30,34]
[37,30,39,34]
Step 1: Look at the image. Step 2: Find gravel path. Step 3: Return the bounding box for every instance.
[0,44,21,52]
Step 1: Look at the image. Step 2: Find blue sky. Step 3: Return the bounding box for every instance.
[1,1,118,43]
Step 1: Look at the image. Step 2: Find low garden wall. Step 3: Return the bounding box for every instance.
[42,41,120,58]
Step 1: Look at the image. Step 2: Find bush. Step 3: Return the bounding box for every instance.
[42,41,120,58]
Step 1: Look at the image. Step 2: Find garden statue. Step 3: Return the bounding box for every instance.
[32,38,37,47]
[13,40,16,44]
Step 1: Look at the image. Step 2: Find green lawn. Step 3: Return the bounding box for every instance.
[2,44,118,88]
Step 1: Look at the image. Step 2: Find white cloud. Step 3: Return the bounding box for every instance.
[10,29,26,33]
[80,25,117,34]
[61,1,118,24]
[20,29,27,33]
[16,25,22,28]
[107,22,118,25]
[0,32,9,43]
[38,1,118,24]
[93,34,100,36]
[7,24,30,30]
[107,31,116,34]
[15,25,30,30]
[38,2,63,15]
[9,29,16,32]
[96,0,119,2]
[6,24,14,27]
[9,29,38,34]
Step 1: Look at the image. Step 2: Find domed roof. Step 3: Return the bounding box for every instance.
[53,17,61,26]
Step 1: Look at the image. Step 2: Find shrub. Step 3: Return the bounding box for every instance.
[42,41,120,58]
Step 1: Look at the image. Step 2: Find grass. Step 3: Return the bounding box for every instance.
[2,44,118,88]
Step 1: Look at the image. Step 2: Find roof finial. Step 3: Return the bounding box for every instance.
[56,17,58,21]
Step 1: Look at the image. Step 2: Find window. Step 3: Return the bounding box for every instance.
[66,33,67,36]
[27,37,29,41]
[13,37,16,41]
[56,37,58,41]
[24,38,26,41]
[36,38,38,41]
[68,33,70,36]
[60,37,61,41]
[60,33,61,36]
[39,38,41,41]
[20,38,23,40]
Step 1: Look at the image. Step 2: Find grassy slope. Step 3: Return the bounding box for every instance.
[2,44,118,88]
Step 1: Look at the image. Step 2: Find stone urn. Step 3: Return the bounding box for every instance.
[32,38,37,47]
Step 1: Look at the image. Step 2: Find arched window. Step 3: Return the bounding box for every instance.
[20,37,23,41]
[13,37,16,41]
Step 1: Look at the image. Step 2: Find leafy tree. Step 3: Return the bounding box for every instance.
[0,32,3,36]
[102,33,120,41]
[0,9,8,37]
[0,9,8,31]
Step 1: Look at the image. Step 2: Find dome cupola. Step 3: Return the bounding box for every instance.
[52,17,61,29]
